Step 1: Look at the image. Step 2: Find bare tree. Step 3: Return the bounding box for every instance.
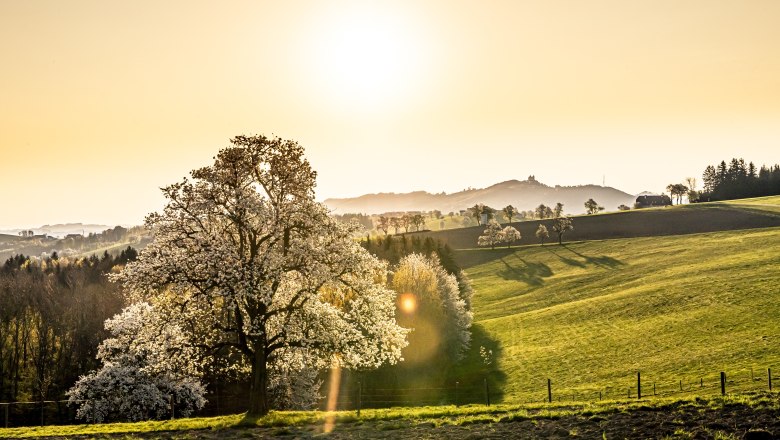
[584,199,602,215]
[376,216,390,235]
[502,205,517,224]
[552,216,573,245]
[553,203,564,218]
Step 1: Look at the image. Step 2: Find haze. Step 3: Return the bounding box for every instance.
[1,0,779,229]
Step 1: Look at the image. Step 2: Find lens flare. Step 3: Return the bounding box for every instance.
[323,365,341,433]
[399,293,417,313]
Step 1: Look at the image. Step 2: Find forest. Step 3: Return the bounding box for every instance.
[0,249,138,421]
[699,158,780,201]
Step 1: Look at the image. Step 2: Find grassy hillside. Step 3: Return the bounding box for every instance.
[455,225,780,403]
[421,196,780,250]
[715,195,780,214]
[4,394,779,438]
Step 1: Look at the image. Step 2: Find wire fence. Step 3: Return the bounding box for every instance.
[0,365,775,428]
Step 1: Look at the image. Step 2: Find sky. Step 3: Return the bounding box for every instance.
[1,0,779,228]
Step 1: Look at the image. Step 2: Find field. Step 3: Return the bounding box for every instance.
[456,225,780,402]
[2,393,779,439]
[419,196,780,250]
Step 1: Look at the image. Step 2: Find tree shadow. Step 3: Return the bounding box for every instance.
[345,323,508,408]
[545,245,625,269]
[563,245,625,269]
[237,412,261,426]
[496,258,553,286]
[447,323,507,405]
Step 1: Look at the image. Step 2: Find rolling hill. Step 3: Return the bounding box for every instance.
[324,177,636,215]
[413,196,780,250]
[452,196,780,403]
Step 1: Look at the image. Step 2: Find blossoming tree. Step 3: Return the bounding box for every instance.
[113,135,408,416]
[477,219,504,249]
[67,303,207,422]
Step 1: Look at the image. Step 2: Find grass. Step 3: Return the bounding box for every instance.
[713,195,780,214]
[3,393,777,438]
[455,225,780,402]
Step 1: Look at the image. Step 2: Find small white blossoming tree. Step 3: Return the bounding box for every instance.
[501,226,521,248]
[477,219,504,249]
[113,135,408,416]
[67,303,207,422]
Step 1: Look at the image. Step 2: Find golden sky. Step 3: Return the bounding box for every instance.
[1,1,779,228]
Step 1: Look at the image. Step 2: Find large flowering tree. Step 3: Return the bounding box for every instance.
[114,135,408,416]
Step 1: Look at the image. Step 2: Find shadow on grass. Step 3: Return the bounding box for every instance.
[563,245,625,269]
[354,324,508,409]
[455,247,517,268]
[496,258,553,286]
[237,413,260,427]
[448,324,508,405]
[544,245,625,270]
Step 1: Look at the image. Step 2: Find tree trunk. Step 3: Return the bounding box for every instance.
[248,347,269,416]
[558,234,563,245]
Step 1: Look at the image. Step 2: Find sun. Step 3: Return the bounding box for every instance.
[304,4,429,110]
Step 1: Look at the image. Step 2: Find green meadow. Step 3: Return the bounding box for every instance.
[3,394,778,438]
[458,224,780,402]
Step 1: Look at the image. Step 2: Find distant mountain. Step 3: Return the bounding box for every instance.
[0,223,115,238]
[324,178,636,215]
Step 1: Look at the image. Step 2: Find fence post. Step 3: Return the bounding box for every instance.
[751,367,754,381]
[679,380,683,391]
[637,371,641,400]
[357,381,362,417]
[769,368,772,391]
[4,404,8,428]
[653,382,656,396]
[40,401,44,427]
[700,378,703,388]
[547,379,552,403]
[599,391,602,401]
[170,395,174,420]
[455,381,459,407]
[484,378,490,406]
[720,372,726,396]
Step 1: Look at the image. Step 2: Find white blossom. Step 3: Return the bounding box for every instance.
[67,303,207,422]
[110,135,408,414]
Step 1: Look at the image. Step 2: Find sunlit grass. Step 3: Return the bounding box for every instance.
[457,226,780,403]
[3,393,777,438]
[711,195,780,215]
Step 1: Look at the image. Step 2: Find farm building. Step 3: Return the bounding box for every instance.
[635,194,672,208]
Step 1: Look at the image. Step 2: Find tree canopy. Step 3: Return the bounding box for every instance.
[112,135,408,416]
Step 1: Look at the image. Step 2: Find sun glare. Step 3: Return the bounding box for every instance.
[399,293,417,314]
[304,5,429,110]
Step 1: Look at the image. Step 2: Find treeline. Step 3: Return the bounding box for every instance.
[1,225,148,263]
[363,234,460,275]
[0,248,136,405]
[700,158,780,201]
[376,214,427,234]
[331,213,373,230]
